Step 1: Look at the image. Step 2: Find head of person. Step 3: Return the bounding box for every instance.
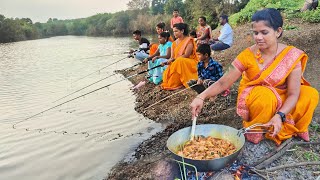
[173,9,179,17]
[132,30,142,41]
[189,30,196,38]
[196,44,211,62]
[156,22,166,34]
[219,15,228,25]
[173,23,189,39]
[251,8,283,50]
[198,16,207,26]
[158,32,170,44]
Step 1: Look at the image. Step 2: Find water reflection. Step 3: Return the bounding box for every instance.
[0,36,162,180]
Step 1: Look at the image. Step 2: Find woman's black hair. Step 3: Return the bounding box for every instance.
[196,44,211,56]
[156,22,166,29]
[251,8,283,37]
[189,30,196,37]
[173,23,189,36]
[159,32,170,42]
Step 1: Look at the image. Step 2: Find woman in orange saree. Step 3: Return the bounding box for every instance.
[161,23,199,90]
[190,8,319,145]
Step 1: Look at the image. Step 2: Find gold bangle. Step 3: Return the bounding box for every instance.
[196,96,205,101]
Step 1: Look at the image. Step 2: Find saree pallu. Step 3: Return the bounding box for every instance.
[161,37,199,90]
[233,46,319,145]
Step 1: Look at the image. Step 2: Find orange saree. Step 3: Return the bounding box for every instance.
[232,46,319,145]
[161,37,199,90]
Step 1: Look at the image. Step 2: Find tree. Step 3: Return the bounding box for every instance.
[151,0,167,15]
[164,0,185,17]
[127,0,151,10]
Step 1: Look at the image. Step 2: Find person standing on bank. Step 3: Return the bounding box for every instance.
[170,9,184,29]
[191,8,319,145]
[210,15,233,51]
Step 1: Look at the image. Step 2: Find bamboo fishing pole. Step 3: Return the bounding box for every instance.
[144,83,198,110]
[23,64,164,121]
[76,52,129,61]
[53,62,143,103]
[72,56,128,83]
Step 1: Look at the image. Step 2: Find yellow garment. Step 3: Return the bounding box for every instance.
[232,46,319,145]
[161,37,199,90]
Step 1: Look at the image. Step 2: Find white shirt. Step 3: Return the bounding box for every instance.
[218,23,233,46]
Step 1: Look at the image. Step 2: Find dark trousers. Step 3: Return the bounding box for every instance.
[210,41,230,51]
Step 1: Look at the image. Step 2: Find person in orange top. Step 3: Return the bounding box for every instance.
[161,23,199,90]
[170,9,184,29]
[190,8,319,145]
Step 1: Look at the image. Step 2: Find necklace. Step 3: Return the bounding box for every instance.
[255,43,278,64]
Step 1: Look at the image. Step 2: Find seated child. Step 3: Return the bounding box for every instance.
[143,32,172,84]
[187,44,230,96]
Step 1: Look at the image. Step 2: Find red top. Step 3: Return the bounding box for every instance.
[170,16,184,29]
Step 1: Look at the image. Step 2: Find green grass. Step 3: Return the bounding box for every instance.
[229,0,319,25]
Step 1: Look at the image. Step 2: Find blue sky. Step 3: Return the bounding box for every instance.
[0,0,130,23]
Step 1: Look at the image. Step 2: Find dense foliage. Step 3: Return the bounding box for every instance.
[0,0,318,43]
[229,0,319,25]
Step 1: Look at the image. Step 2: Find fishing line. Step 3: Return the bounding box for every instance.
[53,62,143,103]
[72,56,128,83]
[12,122,146,140]
[18,64,164,123]
[144,84,197,110]
[75,52,128,61]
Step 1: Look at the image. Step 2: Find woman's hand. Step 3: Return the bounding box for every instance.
[197,79,203,85]
[143,58,149,63]
[152,56,158,63]
[190,96,205,118]
[164,58,174,65]
[264,114,282,137]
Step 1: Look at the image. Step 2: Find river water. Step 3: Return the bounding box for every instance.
[0,36,162,180]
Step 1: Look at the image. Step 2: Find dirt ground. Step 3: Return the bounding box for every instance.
[107,19,320,180]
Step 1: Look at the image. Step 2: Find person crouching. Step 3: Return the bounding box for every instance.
[188,44,229,96]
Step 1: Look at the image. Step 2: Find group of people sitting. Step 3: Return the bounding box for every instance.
[128,8,319,146]
[129,14,233,94]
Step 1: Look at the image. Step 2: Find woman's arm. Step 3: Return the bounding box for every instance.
[143,49,160,63]
[265,66,302,136]
[155,47,171,59]
[190,64,242,117]
[181,41,193,58]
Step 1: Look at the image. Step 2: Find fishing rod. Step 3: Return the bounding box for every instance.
[72,56,128,83]
[53,62,143,103]
[24,64,164,121]
[144,83,197,110]
[76,52,129,61]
